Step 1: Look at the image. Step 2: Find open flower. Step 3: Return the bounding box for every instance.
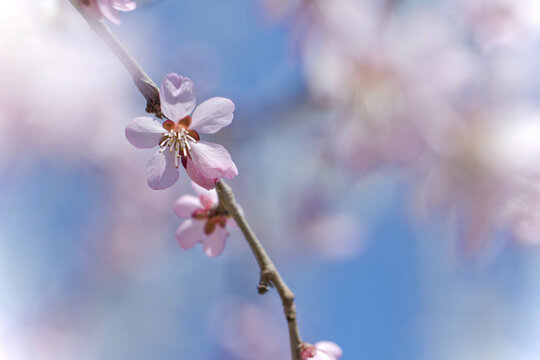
[79,0,136,25]
[125,73,238,190]
[300,341,343,360]
[174,182,238,257]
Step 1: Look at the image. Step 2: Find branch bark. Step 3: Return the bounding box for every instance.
[69,0,162,117]
[69,2,303,359]
[215,180,302,360]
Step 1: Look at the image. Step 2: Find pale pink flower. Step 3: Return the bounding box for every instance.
[415,107,540,252]
[126,73,238,190]
[79,0,136,25]
[300,341,343,360]
[174,182,238,257]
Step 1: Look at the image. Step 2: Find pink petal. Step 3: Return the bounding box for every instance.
[191,182,219,205]
[199,195,214,210]
[125,117,165,149]
[160,73,196,121]
[311,352,333,360]
[97,0,121,24]
[112,0,136,11]
[191,97,235,134]
[175,219,205,250]
[227,217,238,229]
[174,195,202,218]
[202,226,229,257]
[187,140,238,189]
[315,342,343,360]
[145,151,179,190]
[185,157,217,190]
[79,0,102,20]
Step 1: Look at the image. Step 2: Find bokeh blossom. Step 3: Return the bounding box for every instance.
[264,0,540,252]
[79,0,136,25]
[300,341,343,360]
[174,182,238,257]
[126,73,238,190]
[207,298,290,359]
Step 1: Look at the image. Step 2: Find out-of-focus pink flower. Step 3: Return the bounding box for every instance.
[174,182,238,257]
[126,73,238,190]
[207,298,289,359]
[415,107,540,252]
[458,0,540,50]
[79,0,136,25]
[300,341,343,360]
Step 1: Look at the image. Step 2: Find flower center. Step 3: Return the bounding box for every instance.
[159,116,200,169]
[192,207,229,235]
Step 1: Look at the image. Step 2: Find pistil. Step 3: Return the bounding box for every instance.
[159,127,198,169]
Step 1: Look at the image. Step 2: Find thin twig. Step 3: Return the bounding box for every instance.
[69,0,162,117]
[69,2,303,359]
[215,180,302,360]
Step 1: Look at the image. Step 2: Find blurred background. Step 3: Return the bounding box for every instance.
[2,0,540,359]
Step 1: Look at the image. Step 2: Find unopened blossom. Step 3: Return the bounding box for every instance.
[126,73,238,190]
[79,0,136,25]
[174,182,238,257]
[300,341,343,360]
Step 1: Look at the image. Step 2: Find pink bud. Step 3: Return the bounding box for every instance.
[300,343,317,359]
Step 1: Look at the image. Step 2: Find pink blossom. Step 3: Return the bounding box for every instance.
[79,0,136,25]
[300,341,343,360]
[126,73,238,190]
[415,107,540,252]
[174,182,238,257]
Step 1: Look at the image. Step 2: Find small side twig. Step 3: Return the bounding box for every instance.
[69,0,162,117]
[215,180,302,360]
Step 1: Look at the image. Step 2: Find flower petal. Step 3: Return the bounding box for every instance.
[311,352,333,360]
[191,181,219,205]
[79,0,102,20]
[175,219,205,250]
[185,157,216,190]
[112,0,136,11]
[174,195,202,218]
[187,141,238,189]
[125,117,165,149]
[97,0,120,24]
[227,217,238,229]
[202,226,228,257]
[191,97,235,134]
[315,342,343,360]
[160,73,196,121]
[145,151,179,190]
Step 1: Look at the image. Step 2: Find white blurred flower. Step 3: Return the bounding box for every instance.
[416,107,540,251]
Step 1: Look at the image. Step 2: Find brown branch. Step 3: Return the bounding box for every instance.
[69,0,162,117]
[69,2,303,358]
[215,180,302,360]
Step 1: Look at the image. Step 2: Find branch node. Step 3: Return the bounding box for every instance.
[257,279,270,294]
[285,303,297,321]
[258,269,275,294]
[133,78,162,117]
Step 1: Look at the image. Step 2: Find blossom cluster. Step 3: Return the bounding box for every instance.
[125,73,239,254]
[267,0,540,252]
[124,71,343,355]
